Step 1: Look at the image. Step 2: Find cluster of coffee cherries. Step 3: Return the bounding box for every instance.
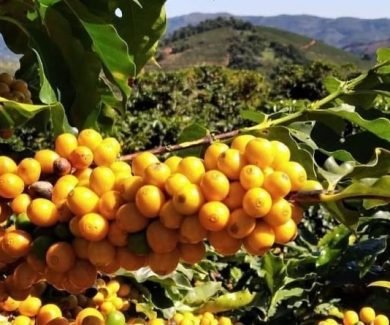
[144,312,234,325]
[0,130,315,292]
[319,306,389,325]
[0,72,33,139]
[0,275,234,325]
[122,133,318,274]
[0,277,138,324]
[0,72,32,104]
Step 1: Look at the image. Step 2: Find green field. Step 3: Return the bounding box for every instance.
[157,23,368,72]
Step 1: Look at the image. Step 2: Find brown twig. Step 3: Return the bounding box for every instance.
[120,109,310,162]
[120,129,241,161]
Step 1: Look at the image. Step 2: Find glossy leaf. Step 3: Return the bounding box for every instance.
[324,76,342,94]
[363,198,388,210]
[306,107,390,142]
[310,121,387,163]
[323,175,390,202]
[317,157,354,190]
[240,109,267,123]
[37,0,62,18]
[318,225,350,248]
[0,16,73,134]
[114,0,167,71]
[377,48,390,63]
[135,303,157,320]
[64,0,135,98]
[183,282,222,306]
[268,287,304,318]
[349,148,390,179]
[316,225,350,267]
[197,290,255,314]
[32,48,57,105]
[0,96,71,134]
[322,201,360,228]
[177,123,209,157]
[42,8,102,128]
[368,281,390,289]
[262,253,286,294]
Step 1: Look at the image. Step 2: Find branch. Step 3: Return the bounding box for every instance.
[288,190,390,204]
[120,129,241,161]
[120,110,306,162]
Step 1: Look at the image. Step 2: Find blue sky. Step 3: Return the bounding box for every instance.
[166,0,390,19]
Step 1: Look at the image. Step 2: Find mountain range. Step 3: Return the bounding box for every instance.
[1,13,390,66]
[167,13,390,56]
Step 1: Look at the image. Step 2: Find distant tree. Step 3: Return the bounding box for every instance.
[165,17,256,43]
[270,61,356,100]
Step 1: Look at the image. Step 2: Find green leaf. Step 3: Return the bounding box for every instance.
[317,157,354,190]
[0,16,73,133]
[349,148,390,179]
[316,225,351,267]
[322,201,359,228]
[197,290,255,314]
[0,96,71,134]
[323,175,390,202]
[324,76,342,94]
[377,48,390,63]
[0,17,59,105]
[64,0,135,99]
[178,123,209,143]
[306,107,390,142]
[114,0,167,72]
[318,225,350,247]
[121,268,192,290]
[135,302,157,320]
[363,199,388,210]
[288,121,318,149]
[262,253,286,294]
[183,282,222,306]
[43,8,103,128]
[268,287,304,318]
[240,110,267,123]
[32,48,57,104]
[310,120,386,163]
[37,0,62,18]
[177,123,209,157]
[368,281,390,289]
[316,248,344,267]
[339,93,377,109]
[38,0,61,5]
[50,103,73,134]
[0,97,46,127]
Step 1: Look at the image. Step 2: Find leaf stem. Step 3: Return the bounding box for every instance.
[310,88,343,110]
[310,59,390,111]
[268,110,304,126]
[288,190,390,204]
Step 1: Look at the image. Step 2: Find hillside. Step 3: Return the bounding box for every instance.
[1,13,388,70]
[343,39,390,59]
[157,18,366,72]
[168,13,390,51]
